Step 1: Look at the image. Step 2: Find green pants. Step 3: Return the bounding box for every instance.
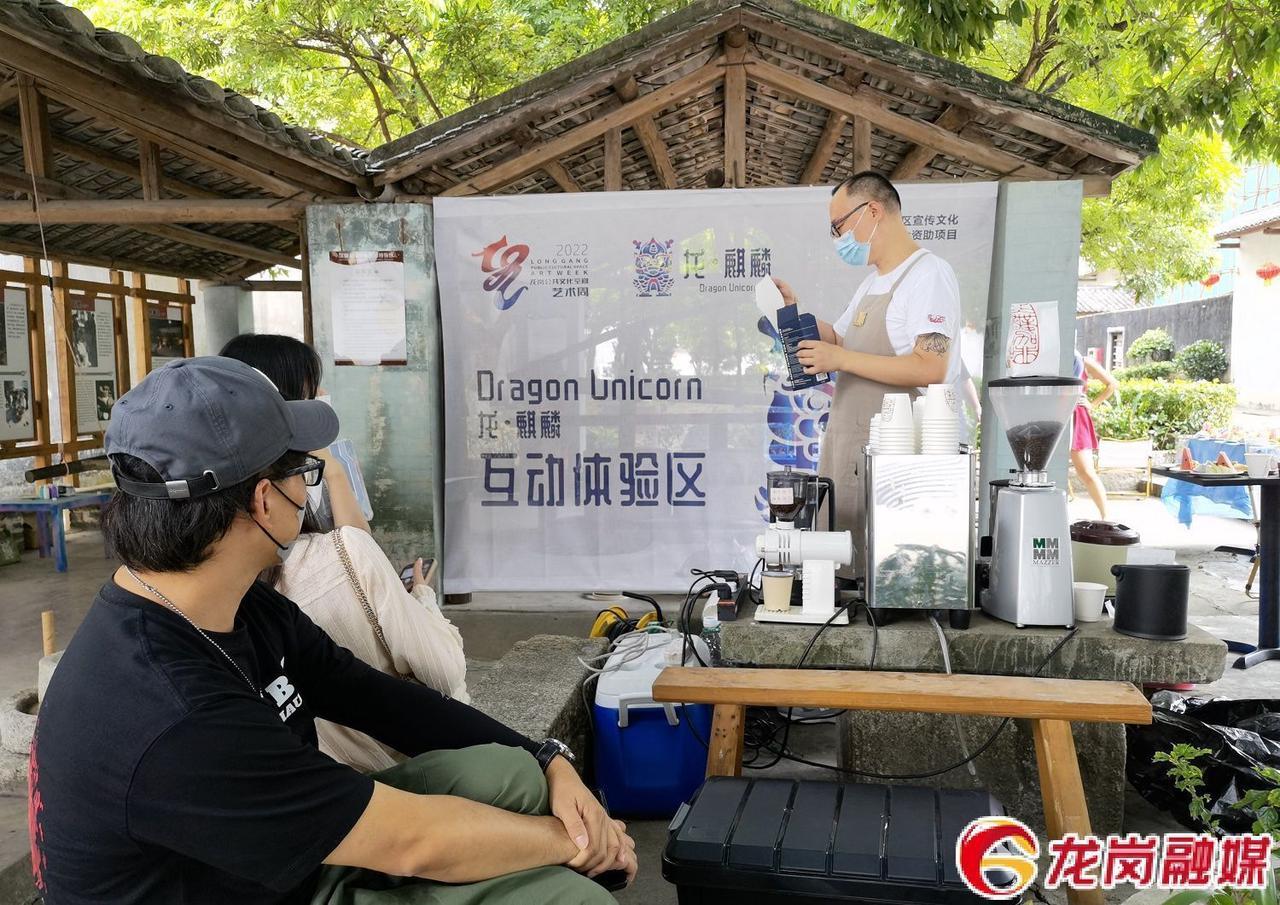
[310,743,617,905]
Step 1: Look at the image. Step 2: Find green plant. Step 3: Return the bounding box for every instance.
[1115,361,1179,381]
[1176,341,1230,382]
[1129,328,1177,363]
[1154,744,1222,832]
[1091,378,1235,449]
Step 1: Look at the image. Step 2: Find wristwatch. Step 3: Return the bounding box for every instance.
[535,738,575,773]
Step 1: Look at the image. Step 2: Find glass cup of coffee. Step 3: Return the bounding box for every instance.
[761,569,795,612]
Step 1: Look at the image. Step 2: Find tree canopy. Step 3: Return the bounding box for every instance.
[81,0,1275,300]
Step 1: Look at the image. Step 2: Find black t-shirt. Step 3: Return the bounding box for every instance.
[29,579,539,904]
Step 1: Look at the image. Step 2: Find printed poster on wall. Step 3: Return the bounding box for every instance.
[328,250,408,366]
[0,285,34,442]
[434,184,998,592]
[148,304,186,369]
[70,294,118,435]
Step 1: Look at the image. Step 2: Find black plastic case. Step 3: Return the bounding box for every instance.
[662,777,1006,905]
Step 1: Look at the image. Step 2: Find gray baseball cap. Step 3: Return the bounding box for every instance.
[105,356,339,500]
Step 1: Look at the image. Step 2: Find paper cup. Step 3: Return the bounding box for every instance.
[761,570,795,612]
[924,384,960,420]
[881,393,914,430]
[1246,453,1276,479]
[1072,581,1108,623]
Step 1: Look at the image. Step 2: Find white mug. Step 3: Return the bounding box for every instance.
[1246,452,1276,479]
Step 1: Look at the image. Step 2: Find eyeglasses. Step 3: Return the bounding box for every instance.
[830,201,870,238]
[278,455,325,487]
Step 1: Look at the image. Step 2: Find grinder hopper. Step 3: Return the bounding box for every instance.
[987,376,1083,485]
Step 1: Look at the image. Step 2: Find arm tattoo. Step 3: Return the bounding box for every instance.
[917,332,951,356]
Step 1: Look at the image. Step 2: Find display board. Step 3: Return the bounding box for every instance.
[327,250,408,366]
[0,285,34,442]
[69,293,118,435]
[434,185,998,591]
[148,304,187,369]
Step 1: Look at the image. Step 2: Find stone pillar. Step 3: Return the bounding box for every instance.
[193,282,253,356]
[979,181,1083,529]
[304,203,442,570]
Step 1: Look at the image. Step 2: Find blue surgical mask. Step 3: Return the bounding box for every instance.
[833,209,876,267]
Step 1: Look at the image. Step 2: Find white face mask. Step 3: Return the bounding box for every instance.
[255,483,307,563]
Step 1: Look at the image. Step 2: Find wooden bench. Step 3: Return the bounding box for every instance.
[652,667,1153,905]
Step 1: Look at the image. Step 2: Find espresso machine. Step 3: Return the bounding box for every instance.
[980,376,1082,628]
[755,467,852,625]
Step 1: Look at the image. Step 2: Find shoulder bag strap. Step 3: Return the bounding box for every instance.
[331,530,416,682]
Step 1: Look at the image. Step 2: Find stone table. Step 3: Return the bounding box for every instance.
[720,609,1226,837]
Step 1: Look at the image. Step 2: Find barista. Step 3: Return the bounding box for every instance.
[774,171,961,571]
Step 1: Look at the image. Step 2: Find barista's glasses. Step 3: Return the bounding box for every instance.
[829,201,869,238]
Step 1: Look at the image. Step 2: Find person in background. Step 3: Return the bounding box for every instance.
[1071,350,1120,520]
[222,333,466,773]
[772,171,961,567]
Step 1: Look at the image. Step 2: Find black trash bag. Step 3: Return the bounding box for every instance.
[1127,692,1280,833]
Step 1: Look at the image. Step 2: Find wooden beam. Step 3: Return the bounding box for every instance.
[130,271,152,377]
[543,160,582,193]
[0,34,359,196]
[110,270,131,394]
[706,705,745,778]
[851,116,872,173]
[745,60,1058,180]
[891,105,974,179]
[178,279,195,356]
[603,128,623,192]
[441,60,724,197]
[243,279,304,292]
[799,112,847,184]
[137,139,163,201]
[0,199,309,224]
[0,236,223,282]
[23,256,52,470]
[723,28,748,188]
[614,76,678,190]
[738,11,1146,168]
[17,76,53,181]
[49,259,78,450]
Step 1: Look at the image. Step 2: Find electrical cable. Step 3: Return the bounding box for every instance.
[749,624,1081,780]
[930,613,978,778]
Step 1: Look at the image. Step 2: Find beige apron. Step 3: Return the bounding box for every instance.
[817,253,930,576]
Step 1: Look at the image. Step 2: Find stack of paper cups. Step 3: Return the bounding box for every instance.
[878,393,916,453]
[920,384,961,454]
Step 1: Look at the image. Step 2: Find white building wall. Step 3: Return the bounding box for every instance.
[1232,232,1280,410]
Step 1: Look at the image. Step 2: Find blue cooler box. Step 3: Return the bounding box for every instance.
[592,633,713,818]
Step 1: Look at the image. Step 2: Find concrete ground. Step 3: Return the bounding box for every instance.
[0,493,1274,903]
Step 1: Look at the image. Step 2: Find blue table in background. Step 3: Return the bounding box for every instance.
[1162,439,1278,525]
[0,491,113,572]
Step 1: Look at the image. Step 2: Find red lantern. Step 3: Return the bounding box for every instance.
[1201,273,1221,288]
[1258,262,1280,286]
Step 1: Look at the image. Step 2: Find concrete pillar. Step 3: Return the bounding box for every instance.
[193,282,252,356]
[979,180,1083,528]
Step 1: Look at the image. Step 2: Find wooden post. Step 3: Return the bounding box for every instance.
[130,271,152,377]
[110,271,130,394]
[41,610,56,656]
[137,139,163,201]
[723,29,749,188]
[179,279,195,356]
[1032,719,1102,905]
[24,256,52,470]
[50,260,78,473]
[706,704,745,778]
[17,76,53,181]
[299,215,314,347]
[851,117,872,174]
[604,128,623,192]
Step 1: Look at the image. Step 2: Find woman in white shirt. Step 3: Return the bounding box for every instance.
[221,333,467,773]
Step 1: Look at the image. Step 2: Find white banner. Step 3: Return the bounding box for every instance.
[0,285,33,442]
[435,185,997,592]
[71,294,117,435]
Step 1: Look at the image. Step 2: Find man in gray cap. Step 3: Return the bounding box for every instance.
[29,357,632,905]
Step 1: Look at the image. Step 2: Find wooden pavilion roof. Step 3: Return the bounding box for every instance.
[0,0,366,281]
[372,0,1157,198]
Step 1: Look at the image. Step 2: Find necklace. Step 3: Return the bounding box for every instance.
[125,566,263,699]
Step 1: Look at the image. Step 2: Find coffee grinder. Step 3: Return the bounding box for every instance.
[980,376,1082,628]
[755,466,852,625]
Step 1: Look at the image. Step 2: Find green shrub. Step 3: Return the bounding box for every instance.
[1127,328,1176,363]
[1113,361,1178,381]
[1090,378,1236,449]
[1174,340,1229,382]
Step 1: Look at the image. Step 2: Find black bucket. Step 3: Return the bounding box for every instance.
[1111,563,1190,641]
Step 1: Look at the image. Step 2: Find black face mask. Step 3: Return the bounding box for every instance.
[254,482,305,559]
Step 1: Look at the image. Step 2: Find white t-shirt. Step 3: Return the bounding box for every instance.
[832,249,963,386]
